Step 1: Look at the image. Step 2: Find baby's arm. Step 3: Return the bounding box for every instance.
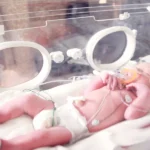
[1,127,72,150]
[84,72,109,95]
[125,83,150,120]
[84,71,122,95]
[124,97,148,120]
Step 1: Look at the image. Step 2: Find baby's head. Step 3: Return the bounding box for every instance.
[134,62,150,87]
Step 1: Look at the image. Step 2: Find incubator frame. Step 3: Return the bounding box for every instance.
[0,26,137,92]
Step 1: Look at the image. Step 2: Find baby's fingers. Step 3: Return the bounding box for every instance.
[107,76,118,90]
[111,76,123,90]
[107,76,113,90]
[118,81,124,90]
[100,72,109,84]
[111,77,118,90]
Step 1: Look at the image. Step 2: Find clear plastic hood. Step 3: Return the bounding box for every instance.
[0,0,150,90]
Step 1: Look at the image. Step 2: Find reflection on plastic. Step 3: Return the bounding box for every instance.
[0,48,43,88]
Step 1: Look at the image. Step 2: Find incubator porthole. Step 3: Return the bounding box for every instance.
[0,47,43,88]
[93,31,127,65]
[86,26,136,71]
[0,41,51,91]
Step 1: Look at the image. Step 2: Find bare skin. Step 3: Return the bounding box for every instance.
[0,94,72,150]
[0,63,150,150]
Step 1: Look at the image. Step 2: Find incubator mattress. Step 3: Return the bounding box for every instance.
[0,80,150,150]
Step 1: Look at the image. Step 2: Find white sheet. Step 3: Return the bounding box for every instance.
[1,80,150,150]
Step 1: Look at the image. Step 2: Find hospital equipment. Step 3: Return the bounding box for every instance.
[0,1,150,149]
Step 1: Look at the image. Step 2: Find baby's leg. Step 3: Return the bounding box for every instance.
[0,127,71,150]
[0,94,54,123]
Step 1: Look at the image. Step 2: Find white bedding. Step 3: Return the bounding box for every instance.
[1,80,150,150]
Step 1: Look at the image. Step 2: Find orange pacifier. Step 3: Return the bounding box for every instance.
[118,68,139,85]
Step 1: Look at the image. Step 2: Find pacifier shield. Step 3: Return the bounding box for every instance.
[119,68,139,85]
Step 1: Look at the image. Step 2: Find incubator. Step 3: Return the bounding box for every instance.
[0,0,150,150]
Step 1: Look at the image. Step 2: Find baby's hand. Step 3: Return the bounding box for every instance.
[100,72,123,90]
[126,83,150,98]
[125,83,150,120]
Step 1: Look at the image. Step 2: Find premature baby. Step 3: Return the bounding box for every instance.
[0,62,150,150]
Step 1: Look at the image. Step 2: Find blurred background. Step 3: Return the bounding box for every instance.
[0,0,150,88]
